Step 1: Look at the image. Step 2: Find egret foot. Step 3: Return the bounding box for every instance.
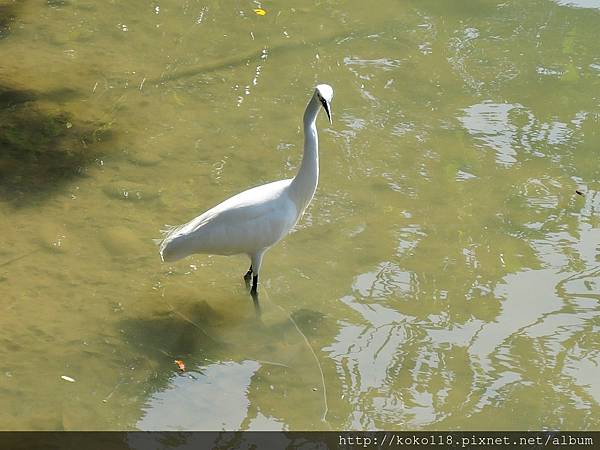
[243,265,253,289]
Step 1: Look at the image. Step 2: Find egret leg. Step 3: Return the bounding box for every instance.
[249,250,265,302]
[243,265,253,288]
[250,274,259,302]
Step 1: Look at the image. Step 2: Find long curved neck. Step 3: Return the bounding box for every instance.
[290,95,320,210]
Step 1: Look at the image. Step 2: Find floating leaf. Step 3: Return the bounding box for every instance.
[253,8,266,16]
[174,359,185,371]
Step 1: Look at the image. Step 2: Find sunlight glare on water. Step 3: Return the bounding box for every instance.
[0,0,599,431]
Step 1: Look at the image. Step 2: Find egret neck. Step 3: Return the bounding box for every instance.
[290,94,322,211]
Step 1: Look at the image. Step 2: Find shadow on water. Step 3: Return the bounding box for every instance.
[0,83,112,205]
[116,294,328,369]
[118,300,228,366]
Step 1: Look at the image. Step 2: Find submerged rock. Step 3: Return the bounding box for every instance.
[99,226,145,256]
[38,226,69,253]
[126,151,162,167]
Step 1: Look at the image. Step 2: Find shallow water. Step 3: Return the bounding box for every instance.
[1,0,599,430]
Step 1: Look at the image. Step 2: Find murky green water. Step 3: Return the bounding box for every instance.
[1,0,599,431]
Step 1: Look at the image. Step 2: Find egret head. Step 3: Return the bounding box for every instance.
[315,84,333,124]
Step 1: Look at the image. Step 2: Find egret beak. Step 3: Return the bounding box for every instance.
[321,99,332,124]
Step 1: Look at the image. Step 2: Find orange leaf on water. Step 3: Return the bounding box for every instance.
[174,359,185,371]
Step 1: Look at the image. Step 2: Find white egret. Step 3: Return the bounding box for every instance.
[159,84,334,301]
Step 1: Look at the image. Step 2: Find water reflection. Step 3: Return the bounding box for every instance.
[325,178,599,429]
[553,0,600,9]
[459,102,582,166]
[328,240,598,428]
[138,360,261,430]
